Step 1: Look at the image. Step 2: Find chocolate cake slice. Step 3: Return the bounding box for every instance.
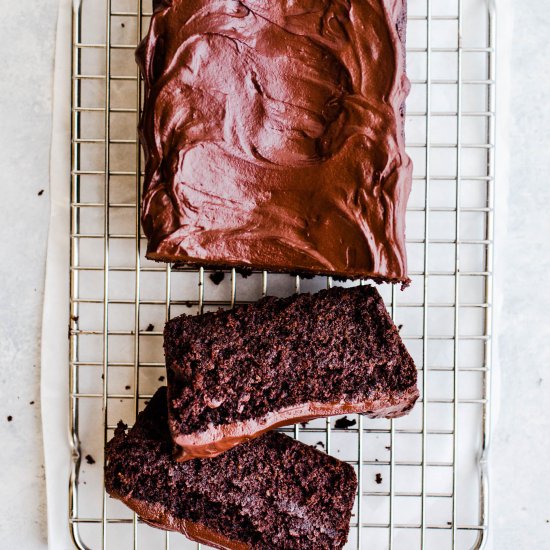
[105,388,357,550]
[165,285,418,460]
[136,0,412,284]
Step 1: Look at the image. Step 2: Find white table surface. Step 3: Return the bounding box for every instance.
[0,1,548,548]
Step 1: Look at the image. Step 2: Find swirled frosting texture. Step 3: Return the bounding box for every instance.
[137,0,412,282]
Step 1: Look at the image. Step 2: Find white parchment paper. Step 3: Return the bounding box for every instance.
[42,0,72,548]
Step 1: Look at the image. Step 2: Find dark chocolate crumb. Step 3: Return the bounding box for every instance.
[316,441,325,449]
[209,272,225,285]
[164,285,417,451]
[125,385,131,390]
[375,473,383,485]
[158,376,165,382]
[106,392,358,548]
[121,22,125,27]
[289,271,315,280]
[447,521,452,526]
[300,421,309,429]
[335,416,357,430]
[146,323,155,332]
[385,445,391,451]
[7,415,13,422]
[144,400,150,405]
[85,454,96,465]
[398,324,403,331]
[101,374,104,380]
[29,401,35,405]
[185,301,193,308]
[71,315,79,322]
[237,268,252,278]
[38,189,44,196]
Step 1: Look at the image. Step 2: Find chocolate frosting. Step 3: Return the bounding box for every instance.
[174,388,419,461]
[120,494,250,550]
[137,0,412,283]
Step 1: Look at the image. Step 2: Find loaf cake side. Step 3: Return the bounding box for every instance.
[105,388,357,550]
[165,285,418,460]
[136,0,412,284]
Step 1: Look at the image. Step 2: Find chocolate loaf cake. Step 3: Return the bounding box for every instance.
[165,285,418,460]
[136,0,412,284]
[105,388,357,550]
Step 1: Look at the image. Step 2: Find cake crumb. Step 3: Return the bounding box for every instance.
[375,473,382,485]
[158,376,165,382]
[316,441,325,449]
[71,315,79,322]
[146,323,155,332]
[85,454,96,465]
[335,416,356,430]
[121,22,125,27]
[385,445,391,451]
[185,301,193,308]
[29,401,35,405]
[398,324,403,331]
[125,385,131,390]
[38,189,44,196]
[209,272,225,285]
[300,421,309,429]
[7,415,13,422]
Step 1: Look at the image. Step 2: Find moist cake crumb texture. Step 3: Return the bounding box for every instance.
[105,388,357,550]
[165,285,418,438]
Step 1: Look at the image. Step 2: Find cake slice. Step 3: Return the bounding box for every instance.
[165,285,418,460]
[137,0,412,284]
[105,387,357,550]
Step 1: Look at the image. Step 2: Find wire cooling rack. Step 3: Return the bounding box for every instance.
[68,0,496,548]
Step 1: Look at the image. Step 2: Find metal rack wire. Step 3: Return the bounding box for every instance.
[68,0,496,548]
